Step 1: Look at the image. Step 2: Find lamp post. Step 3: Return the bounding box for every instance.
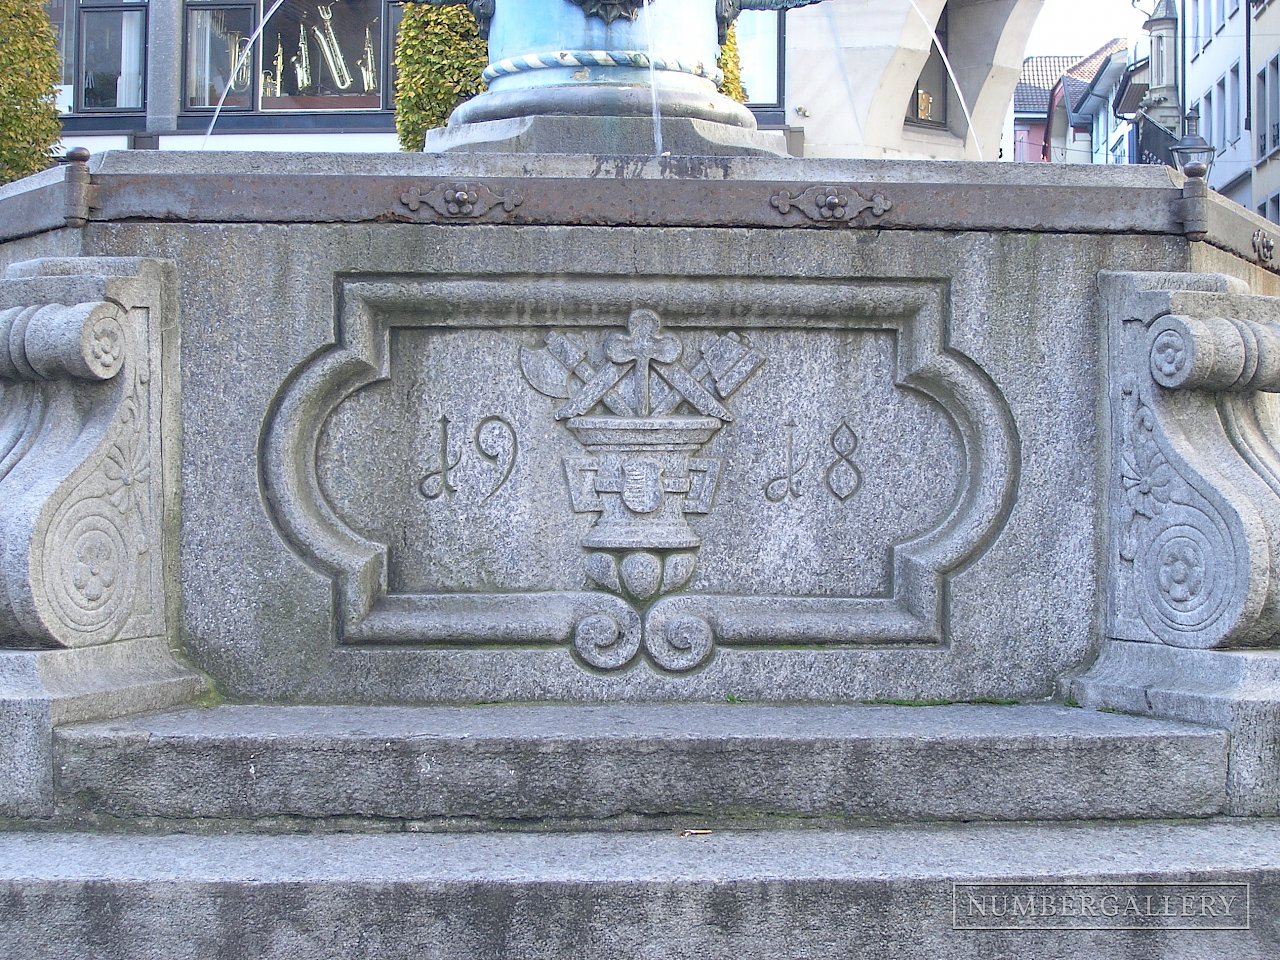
[1170,106,1217,180]
[1171,106,1216,242]
[411,0,833,155]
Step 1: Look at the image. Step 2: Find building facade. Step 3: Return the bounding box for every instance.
[1185,0,1252,205]
[1005,54,1073,162]
[1249,0,1280,218]
[1039,40,1133,165]
[44,0,1042,159]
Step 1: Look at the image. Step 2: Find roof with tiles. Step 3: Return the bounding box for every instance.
[1015,39,1130,117]
[1014,56,1076,114]
[1060,38,1130,112]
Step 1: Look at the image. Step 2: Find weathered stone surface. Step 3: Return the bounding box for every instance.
[54,703,1227,824]
[1072,269,1280,817]
[0,638,206,818]
[1102,270,1280,651]
[0,258,176,651]
[1,821,1276,959]
[63,149,1194,237]
[423,115,791,157]
[65,214,1182,702]
[1071,640,1280,816]
[0,257,202,817]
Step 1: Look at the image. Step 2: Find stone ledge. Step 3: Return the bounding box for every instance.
[1,821,1277,959]
[0,152,1191,238]
[54,703,1227,825]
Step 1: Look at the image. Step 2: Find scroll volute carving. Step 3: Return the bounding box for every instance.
[1106,271,1280,650]
[0,259,170,650]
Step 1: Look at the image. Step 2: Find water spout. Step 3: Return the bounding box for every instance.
[202,0,288,150]
[903,0,984,160]
[642,2,665,156]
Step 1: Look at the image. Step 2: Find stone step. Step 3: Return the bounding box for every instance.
[1,820,1275,959]
[54,703,1228,825]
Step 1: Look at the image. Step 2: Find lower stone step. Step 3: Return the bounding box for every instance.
[54,703,1227,825]
[1,821,1275,959]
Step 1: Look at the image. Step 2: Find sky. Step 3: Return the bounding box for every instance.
[1024,0,1151,59]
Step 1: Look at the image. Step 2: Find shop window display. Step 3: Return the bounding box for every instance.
[186,7,254,108]
[259,0,380,110]
[181,0,383,111]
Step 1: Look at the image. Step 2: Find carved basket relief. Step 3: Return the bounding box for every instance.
[264,277,1016,673]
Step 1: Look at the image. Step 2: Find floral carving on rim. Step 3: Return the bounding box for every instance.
[568,0,652,23]
[1119,396,1176,561]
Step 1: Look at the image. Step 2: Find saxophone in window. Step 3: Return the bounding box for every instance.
[292,22,312,91]
[312,4,354,91]
[358,25,377,94]
[262,34,286,98]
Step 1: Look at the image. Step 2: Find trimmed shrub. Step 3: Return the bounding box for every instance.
[394,5,487,152]
[720,24,746,105]
[0,0,62,183]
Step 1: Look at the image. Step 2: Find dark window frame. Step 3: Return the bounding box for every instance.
[904,4,949,128]
[179,0,398,118]
[740,9,786,111]
[182,2,257,113]
[75,2,149,115]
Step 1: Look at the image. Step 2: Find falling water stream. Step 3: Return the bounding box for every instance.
[201,0,288,149]
[819,5,867,149]
[902,0,984,160]
[642,0,665,156]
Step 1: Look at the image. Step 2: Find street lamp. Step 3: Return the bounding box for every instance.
[1170,106,1217,179]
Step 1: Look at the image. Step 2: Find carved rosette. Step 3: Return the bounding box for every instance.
[770,185,892,227]
[521,307,764,671]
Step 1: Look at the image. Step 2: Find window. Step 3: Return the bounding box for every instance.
[1258,68,1268,157]
[45,0,147,113]
[1270,56,1280,150]
[1229,64,1241,143]
[1230,0,1240,15]
[1152,34,1166,88]
[186,6,255,109]
[182,0,390,112]
[1202,0,1212,46]
[736,10,782,107]
[1215,0,1226,30]
[1190,0,1201,54]
[1215,77,1227,151]
[906,5,949,125]
[1203,90,1214,151]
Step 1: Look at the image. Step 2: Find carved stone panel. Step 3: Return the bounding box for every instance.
[265,276,1015,673]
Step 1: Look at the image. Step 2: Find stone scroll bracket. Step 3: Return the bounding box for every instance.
[1101,270,1280,651]
[1073,269,1280,816]
[0,258,206,818]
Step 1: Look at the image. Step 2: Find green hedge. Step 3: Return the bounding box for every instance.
[394,7,748,152]
[394,5,488,152]
[0,0,62,183]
